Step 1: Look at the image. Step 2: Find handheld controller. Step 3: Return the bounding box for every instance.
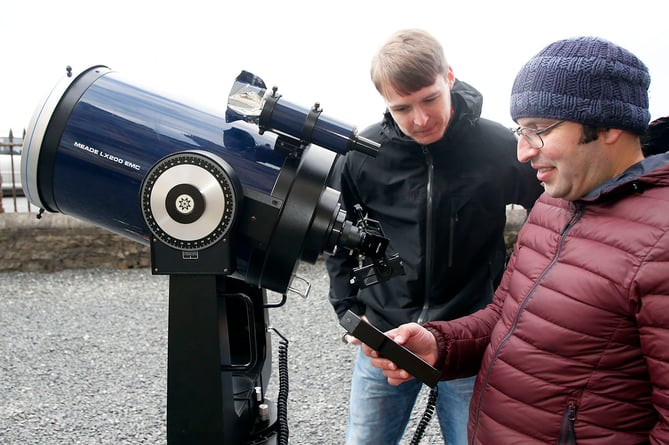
[339,310,440,387]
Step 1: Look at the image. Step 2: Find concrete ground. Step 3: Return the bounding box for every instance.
[0,261,443,445]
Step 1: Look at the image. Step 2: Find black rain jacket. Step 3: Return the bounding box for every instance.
[325,79,544,332]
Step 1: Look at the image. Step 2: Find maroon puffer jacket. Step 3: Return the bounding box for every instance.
[425,156,669,444]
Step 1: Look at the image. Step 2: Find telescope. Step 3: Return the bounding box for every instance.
[21,65,404,444]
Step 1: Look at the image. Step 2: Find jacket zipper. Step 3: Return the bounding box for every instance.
[470,205,584,442]
[448,210,457,268]
[417,146,434,324]
[558,400,578,444]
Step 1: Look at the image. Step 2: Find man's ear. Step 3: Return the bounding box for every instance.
[601,128,625,145]
[446,66,456,88]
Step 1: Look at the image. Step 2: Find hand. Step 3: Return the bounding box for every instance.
[361,322,438,385]
[342,315,370,346]
[341,332,361,345]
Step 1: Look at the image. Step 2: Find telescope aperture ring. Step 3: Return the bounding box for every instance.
[141,152,238,250]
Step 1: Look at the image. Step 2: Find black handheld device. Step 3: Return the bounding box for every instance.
[339,310,440,388]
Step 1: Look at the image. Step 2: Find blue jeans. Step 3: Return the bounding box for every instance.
[346,348,474,445]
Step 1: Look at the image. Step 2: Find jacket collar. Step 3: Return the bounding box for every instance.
[581,152,669,201]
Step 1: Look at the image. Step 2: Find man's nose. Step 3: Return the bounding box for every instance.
[517,137,540,163]
[412,106,429,126]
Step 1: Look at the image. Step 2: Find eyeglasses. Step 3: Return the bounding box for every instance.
[513,120,565,149]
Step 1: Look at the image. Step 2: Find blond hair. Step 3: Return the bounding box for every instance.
[371,28,449,97]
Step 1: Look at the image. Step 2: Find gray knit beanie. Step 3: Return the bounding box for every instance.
[510,36,651,134]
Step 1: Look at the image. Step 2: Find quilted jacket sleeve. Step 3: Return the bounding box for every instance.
[423,245,520,380]
[633,228,669,443]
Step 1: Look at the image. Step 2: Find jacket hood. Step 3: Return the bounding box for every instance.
[379,79,483,145]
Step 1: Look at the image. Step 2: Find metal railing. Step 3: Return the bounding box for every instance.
[1,129,30,213]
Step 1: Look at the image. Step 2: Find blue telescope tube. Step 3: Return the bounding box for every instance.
[22,66,288,244]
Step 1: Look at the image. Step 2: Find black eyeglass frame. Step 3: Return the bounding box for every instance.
[513,120,565,149]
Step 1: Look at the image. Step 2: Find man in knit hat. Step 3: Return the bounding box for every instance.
[361,36,669,444]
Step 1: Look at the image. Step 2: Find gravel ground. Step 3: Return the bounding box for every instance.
[0,260,442,444]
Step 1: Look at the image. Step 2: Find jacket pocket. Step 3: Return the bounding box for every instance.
[557,400,577,445]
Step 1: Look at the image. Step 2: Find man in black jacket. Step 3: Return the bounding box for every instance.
[325,28,543,445]
[642,116,669,157]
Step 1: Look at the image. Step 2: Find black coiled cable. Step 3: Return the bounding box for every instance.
[270,327,290,445]
[410,386,439,445]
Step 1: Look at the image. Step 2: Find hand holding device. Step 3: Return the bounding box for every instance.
[339,310,440,387]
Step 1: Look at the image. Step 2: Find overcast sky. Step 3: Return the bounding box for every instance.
[1,0,667,137]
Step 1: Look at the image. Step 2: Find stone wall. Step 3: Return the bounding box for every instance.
[0,212,150,272]
[0,207,528,273]
[504,204,528,255]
